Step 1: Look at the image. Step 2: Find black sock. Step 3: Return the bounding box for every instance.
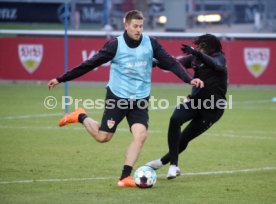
[120,165,133,180]
[78,113,88,123]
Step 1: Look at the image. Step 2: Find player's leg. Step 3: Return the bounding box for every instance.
[160,116,212,179]
[118,123,148,187]
[85,89,129,142]
[59,88,126,143]
[58,107,113,142]
[159,108,224,171]
[167,102,197,166]
[82,118,113,143]
[117,99,149,187]
[146,101,195,172]
[178,108,224,154]
[58,106,112,141]
[126,123,148,167]
[166,102,197,179]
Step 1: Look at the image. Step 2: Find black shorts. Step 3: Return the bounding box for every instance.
[99,87,149,133]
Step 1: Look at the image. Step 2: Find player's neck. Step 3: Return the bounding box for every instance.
[123,31,142,48]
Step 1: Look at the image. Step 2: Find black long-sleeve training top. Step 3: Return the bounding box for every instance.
[178,52,228,101]
[57,31,192,84]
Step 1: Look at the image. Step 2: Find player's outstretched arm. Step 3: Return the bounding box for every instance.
[48,78,59,90]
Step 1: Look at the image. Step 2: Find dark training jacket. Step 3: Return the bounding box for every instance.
[57,31,192,85]
[178,52,228,101]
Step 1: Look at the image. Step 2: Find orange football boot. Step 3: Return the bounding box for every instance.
[117,176,136,187]
[58,108,86,127]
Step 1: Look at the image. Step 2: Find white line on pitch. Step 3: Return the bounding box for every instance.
[0,166,275,185]
[204,133,276,140]
[0,111,102,120]
[0,113,63,120]
[0,125,275,140]
[0,125,163,134]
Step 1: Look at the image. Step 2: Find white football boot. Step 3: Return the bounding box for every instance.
[167,165,177,179]
[167,165,182,179]
[146,159,163,170]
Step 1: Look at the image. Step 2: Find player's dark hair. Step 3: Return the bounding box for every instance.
[124,10,144,23]
[193,34,223,54]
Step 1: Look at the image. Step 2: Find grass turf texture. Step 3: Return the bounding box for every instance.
[0,83,275,204]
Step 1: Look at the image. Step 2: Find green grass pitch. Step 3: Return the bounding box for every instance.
[0,82,275,204]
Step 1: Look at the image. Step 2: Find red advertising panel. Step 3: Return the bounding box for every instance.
[0,36,275,85]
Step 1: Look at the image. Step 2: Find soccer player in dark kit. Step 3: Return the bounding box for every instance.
[48,10,204,187]
[146,34,228,179]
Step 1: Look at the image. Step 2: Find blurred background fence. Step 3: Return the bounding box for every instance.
[0,0,276,85]
[1,0,276,32]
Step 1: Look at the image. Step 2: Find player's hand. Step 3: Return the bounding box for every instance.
[48,78,59,90]
[190,78,204,88]
[152,58,158,67]
[181,44,198,56]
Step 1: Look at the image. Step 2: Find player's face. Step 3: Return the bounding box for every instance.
[197,42,207,53]
[197,42,213,55]
[125,19,144,41]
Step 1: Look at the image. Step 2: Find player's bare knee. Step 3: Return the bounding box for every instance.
[96,132,113,143]
[140,132,147,144]
[134,131,148,145]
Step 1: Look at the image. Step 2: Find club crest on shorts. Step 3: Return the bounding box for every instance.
[18,44,43,74]
[244,48,270,78]
[107,119,115,129]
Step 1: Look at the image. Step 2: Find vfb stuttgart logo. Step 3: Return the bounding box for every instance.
[244,48,270,78]
[18,44,43,74]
